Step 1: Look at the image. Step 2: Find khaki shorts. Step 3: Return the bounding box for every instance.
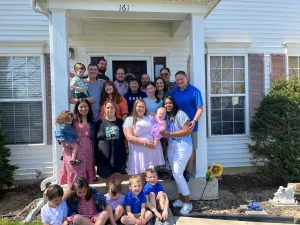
[192,132,198,149]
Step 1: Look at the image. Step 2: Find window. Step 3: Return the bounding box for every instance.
[0,56,43,144]
[208,55,247,135]
[288,56,300,77]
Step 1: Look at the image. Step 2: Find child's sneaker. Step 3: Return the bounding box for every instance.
[180,203,193,215]
[172,199,184,208]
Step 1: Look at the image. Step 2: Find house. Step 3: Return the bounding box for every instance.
[1,0,300,181]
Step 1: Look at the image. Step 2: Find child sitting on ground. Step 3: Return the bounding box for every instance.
[144,168,169,225]
[121,175,152,225]
[70,63,90,99]
[104,180,125,225]
[41,184,68,225]
[55,110,81,165]
[150,107,167,147]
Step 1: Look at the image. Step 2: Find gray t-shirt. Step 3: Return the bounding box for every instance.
[87,81,103,121]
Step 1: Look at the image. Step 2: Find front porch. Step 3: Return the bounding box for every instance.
[45,0,220,187]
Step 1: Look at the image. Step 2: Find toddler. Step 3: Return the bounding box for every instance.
[70,63,90,99]
[144,168,169,225]
[121,175,152,225]
[105,181,125,225]
[41,184,68,225]
[150,107,167,147]
[55,110,81,165]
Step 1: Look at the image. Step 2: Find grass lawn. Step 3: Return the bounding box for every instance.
[0,220,42,225]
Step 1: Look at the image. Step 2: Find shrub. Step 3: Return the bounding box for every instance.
[248,75,300,185]
[0,111,18,190]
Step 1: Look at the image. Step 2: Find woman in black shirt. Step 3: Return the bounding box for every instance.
[94,100,126,184]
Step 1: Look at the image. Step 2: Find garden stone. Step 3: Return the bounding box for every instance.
[272,186,298,206]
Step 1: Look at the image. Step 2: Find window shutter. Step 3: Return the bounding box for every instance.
[248,54,264,121]
[270,54,286,80]
[45,53,52,145]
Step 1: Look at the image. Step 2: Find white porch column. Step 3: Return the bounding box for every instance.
[189,14,207,178]
[50,10,69,181]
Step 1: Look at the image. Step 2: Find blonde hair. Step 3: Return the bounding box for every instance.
[145,168,157,177]
[129,175,142,186]
[157,107,166,113]
[55,110,73,124]
[130,99,147,127]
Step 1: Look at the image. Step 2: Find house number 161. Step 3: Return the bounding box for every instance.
[119,4,130,11]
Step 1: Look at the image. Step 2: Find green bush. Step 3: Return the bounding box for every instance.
[0,111,18,190]
[249,75,300,185]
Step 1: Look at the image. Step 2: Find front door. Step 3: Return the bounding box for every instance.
[112,60,147,82]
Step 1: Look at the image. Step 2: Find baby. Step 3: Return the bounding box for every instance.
[150,107,167,147]
[70,63,90,99]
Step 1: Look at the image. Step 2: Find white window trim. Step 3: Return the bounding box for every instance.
[87,53,169,81]
[207,54,249,137]
[286,54,300,78]
[0,54,46,147]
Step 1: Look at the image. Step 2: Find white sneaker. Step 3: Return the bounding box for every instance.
[172,199,184,208]
[180,203,193,215]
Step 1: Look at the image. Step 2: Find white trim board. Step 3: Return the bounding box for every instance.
[0,42,46,54]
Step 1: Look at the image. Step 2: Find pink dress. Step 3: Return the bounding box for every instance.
[58,122,94,187]
[67,197,100,223]
[123,116,165,175]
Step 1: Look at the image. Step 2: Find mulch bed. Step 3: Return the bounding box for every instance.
[171,174,300,218]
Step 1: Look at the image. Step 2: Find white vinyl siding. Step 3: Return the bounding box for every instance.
[0,56,43,145]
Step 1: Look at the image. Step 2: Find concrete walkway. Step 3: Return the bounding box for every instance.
[174,217,295,225]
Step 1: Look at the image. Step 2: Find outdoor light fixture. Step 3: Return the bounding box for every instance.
[69,46,75,59]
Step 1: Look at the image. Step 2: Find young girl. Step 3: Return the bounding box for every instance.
[41,184,68,225]
[55,110,81,165]
[66,177,110,225]
[150,107,167,147]
[144,168,169,225]
[70,63,90,99]
[121,175,152,225]
[104,181,125,225]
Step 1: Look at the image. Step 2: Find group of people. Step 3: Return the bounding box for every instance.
[50,57,203,225]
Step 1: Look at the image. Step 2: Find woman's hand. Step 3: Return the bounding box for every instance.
[162,131,171,138]
[188,120,196,133]
[145,140,155,149]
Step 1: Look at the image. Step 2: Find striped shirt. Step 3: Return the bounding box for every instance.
[166,110,192,145]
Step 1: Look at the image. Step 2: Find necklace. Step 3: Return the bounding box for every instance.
[104,117,116,126]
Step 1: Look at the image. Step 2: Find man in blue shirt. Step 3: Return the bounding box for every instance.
[172,70,203,182]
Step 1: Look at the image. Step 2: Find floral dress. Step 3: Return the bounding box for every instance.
[58,122,94,186]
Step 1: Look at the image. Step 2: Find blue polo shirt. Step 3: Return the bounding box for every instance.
[143,182,165,196]
[172,83,203,132]
[124,191,146,214]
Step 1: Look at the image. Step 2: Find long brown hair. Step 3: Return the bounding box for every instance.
[130,99,147,126]
[69,177,92,204]
[101,81,122,105]
[73,98,93,123]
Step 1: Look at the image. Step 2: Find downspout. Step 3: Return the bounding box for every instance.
[30,0,52,20]
[30,0,53,191]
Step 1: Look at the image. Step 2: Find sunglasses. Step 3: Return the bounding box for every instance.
[160,73,169,77]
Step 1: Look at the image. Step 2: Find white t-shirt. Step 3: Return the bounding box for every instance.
[41,201,68,225]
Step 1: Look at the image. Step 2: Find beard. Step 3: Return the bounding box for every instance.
[99,67,106,74]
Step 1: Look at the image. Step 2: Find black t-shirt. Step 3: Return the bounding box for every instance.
[96,74,110,83]
[94,118,126,167]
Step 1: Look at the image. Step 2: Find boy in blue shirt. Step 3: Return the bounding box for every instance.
[144,168,170,225]
[121,175,152,225]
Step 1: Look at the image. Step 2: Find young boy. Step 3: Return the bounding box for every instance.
[144,168,170,225]
[41,184,68,225]
[105,180,125,225]
[121,175,152,225]
[70,63,90,99]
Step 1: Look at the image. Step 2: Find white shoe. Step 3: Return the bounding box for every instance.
[172,199,184,208]
[180,203,193,215]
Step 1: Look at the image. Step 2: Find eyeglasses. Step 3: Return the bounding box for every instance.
[160,73,169,77]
